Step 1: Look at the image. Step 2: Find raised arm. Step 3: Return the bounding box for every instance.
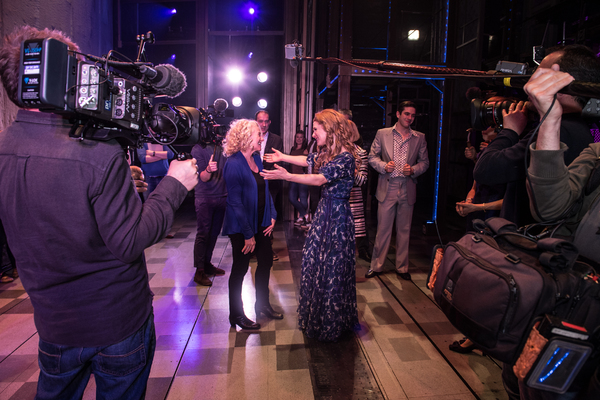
[264,148,308,167]
[260,164,327,186]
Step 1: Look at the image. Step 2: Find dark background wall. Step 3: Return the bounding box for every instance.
[0,0,114,130]
[2,0,600,229]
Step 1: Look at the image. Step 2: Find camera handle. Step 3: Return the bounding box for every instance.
[167,144,192,161]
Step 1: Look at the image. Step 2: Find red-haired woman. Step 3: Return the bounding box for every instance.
[262,109,360,341]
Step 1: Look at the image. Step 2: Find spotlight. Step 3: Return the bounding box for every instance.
[227,68,243,84]
[248,52,253,59]
[232,97,243,107]
[257,99,268,109]
[170,9,177,14]
[244,3,258,18]
[408,30,420,41]
[257,72,268,83]
[171,54,176,60]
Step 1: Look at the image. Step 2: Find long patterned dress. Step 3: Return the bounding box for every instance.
[297,151,358,341]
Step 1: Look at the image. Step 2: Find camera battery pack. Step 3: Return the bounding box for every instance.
[525,315,593,394]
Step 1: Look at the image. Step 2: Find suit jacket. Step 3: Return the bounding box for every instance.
[369,127,429,205]
[263,131,283,170]
[263,131,283,193]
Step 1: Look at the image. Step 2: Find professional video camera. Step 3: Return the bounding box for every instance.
[17,34,227,152]
[470,98,518,131]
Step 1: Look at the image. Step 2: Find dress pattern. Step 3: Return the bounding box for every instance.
[297,151,358,341]
[350,146,368,237]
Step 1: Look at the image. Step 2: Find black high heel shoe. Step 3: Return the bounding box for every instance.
[449,338,475,354]
[255,304,284,320]
[229,315,260,330]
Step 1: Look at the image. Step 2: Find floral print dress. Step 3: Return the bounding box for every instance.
[297,151,358,341]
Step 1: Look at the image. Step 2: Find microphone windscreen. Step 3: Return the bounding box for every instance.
[154,64,187,98]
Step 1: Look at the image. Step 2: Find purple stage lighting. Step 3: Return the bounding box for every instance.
[171,54,176,60]
[244,3,257,18]
[170,9,177,14]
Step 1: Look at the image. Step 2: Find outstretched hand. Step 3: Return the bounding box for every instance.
[260,164,289,181]
[263,148,284,164]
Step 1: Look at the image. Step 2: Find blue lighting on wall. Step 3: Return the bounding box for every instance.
[427,0,450,224]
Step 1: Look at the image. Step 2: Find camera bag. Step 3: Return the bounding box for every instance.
[430,217,589,364]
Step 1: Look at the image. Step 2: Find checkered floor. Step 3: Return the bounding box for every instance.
[0,198,507,399]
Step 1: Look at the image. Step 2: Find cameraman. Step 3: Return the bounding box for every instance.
[0,26,198,399]
[474,45,597,227]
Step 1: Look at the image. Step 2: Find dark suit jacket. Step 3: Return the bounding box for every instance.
[263,132,283,194]
[263,131,283,170]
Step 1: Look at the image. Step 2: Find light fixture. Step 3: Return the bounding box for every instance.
[257,99,267,109]
[232,97,242,107]
[408,30,420,41]
[245,3,258,18]
[257,72,268,83]
[227,68,243,84]
[170,9,177,14]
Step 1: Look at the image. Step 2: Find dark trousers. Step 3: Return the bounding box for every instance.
[194,196,227,271]
[356,235,370,254]
[228,229,273,318]
[289,182,309,217]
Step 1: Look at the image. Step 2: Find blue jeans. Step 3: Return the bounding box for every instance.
[289,182,308,217]
[35,312,156,400]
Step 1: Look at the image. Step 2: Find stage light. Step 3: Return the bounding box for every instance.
[170,9,177,14]
[257,99,268,109]
[244,3,258,18]
[248,52,253,59]
[232,97,243,107]
[227,68,243,84]
[171,54,176,60]
[408,30,420,40]
[257,72,268,83]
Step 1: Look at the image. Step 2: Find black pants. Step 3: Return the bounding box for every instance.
[228,229,273,318]
[194,196,226,271]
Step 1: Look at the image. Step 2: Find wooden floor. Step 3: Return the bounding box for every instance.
[0,197,508,399]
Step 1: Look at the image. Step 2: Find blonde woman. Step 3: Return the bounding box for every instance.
[262,109,359,341]
[221,119,282,330]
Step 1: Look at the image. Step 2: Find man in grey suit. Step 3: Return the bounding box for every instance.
[366,101,429,280]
